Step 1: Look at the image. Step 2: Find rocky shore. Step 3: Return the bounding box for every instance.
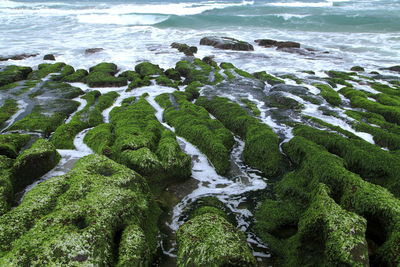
[0,36,400,266]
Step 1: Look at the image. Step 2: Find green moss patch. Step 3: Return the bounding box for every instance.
[197,96,283,177]
[107,97,191,186]
[0,65,32,87]
[177,209,257,267]
[28,63,65,80]
[156,92,234,175]
[313,83,342,106]
[51,91,118,149]
[0,99,18,128]
[0,154,160,266]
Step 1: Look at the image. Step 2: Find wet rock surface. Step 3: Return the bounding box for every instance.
[200,36,254,51]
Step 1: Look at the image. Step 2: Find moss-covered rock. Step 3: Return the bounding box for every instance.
[51,91,118,149]
[86,71,127,88]
[28,62,65,80]
[0,154,160,266]
[89,62,118,75]
[0,155,14,215]
[109,97,191,186]
[340,86,400,124]
[293,125,400,196]
[12,138,60,192]
[0,65,32,87]
[164,68,181,81]
[253,71,285,85]
[156,92,234,175]
[0,99,18,128]
[197,96,283,177]
[313,83,342,106]
[177,208,257,267]
[61,69,88,83]
[155,75,178,88]
[135,62,163,77]
[0,134,31,158]
[126,75,151,91]
[175,59,221,85]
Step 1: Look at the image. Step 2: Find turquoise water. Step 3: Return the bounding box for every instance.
[0,0,399,73]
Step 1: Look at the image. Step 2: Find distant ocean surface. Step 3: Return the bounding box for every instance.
[1,0,399,74]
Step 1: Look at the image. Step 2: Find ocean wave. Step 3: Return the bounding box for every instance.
[266,1,335,8]
[0,0,254,16]
[76,13,169,25]
[155,13,400,32]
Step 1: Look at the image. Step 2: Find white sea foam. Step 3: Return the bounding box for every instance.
[267,1,334,8]
[77,14,169,25]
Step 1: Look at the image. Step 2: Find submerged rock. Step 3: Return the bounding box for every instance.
[200,36,254,51]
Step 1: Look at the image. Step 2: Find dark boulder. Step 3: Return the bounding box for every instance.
[200,36,254,51]
[43,54,55,61]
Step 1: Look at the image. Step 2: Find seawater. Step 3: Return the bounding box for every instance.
[0,0,399,75]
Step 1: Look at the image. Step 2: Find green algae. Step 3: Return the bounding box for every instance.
[281,136,400,266]
[313,83,342,106]
[177,209,257,267]
[293,125,400,196]
[0,134,31,158]
[86,63,127,87]
[83,123,114,156]
[155,75,179,88]
[51,91,118,149]
[108,97,191,186]
[61,69,88,83]
[0,65,32,87]
[28,63,65,80]
[0,154,160,266]
[0,99,18,128]
[253,71,285,85]
[340,87,400,124]
[50,65,75,81]
[279,74,303,84]
[89,62,118,75]
[156,92,234,175]
[86,71,127,88]
[256,133,400,266]
[0,156,14,215]
[196,96,283,177]
[135,62,163,77]
[12,138,60,193]
[240,98,261,116]
[184,81,202,101]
